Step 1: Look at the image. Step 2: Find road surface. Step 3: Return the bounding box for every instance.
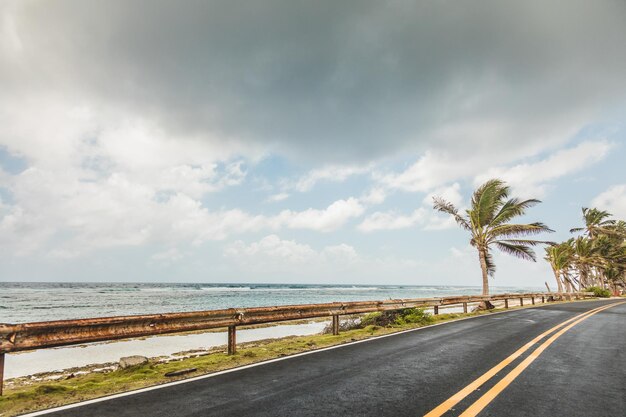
[29,299,625,417]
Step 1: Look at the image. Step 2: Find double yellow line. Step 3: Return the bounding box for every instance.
[424,301,625,417]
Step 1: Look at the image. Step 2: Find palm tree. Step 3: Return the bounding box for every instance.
[570,208,625,290]
[570,236,604,289]
[593,225,626,291]
[570,207,616,239]
[433,179,553,308]
[544,241,574,293]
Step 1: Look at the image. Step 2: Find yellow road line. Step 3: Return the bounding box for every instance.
[458,301,625,417]
[423,302,619,417]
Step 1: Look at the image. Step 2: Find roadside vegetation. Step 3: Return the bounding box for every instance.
[359,307,434,327]
[585,286,611,298]
[544,208,626,295]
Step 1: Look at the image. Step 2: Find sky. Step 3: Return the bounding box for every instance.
[1,0,625,287]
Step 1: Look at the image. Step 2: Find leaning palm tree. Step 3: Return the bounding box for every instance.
[433,179,553,308]
[570,236,604,289]
[544,242,574,293]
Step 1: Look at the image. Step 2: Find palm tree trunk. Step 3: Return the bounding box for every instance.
[553,270,563,293]
[579,270,585,289]
[477,247,494,309]
[478,248,489,296]
[563,272,573,292]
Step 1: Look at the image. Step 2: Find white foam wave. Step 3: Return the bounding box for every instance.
[200,287,252,292]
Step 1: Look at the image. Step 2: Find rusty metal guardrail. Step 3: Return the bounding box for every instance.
[0,291,591,395]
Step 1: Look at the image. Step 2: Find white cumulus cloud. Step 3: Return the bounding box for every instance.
[277,198,365,232]
[592,184,626,219]
[475,140,613,198]
[358,209,427,232]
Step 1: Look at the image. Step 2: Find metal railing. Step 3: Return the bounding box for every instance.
[0,291,591,395]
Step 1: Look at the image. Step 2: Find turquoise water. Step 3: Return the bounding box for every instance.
[0,282,540,323]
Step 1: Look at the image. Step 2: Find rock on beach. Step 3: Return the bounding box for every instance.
[119,356,148,369]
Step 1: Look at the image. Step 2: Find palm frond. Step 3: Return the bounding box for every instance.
[582,207,615,226]
[498,239,552,246]
[490,198,541,228]
[432,197,471,231]
[484,250,497,277]
[494,242,537,262]
[489,222,554,239]
[471,179,509,227]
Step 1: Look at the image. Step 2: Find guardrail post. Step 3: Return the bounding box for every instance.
[531,296,535,305]
[504,299,509,309]
[332,315,340,335]
[0,352,4,396]
[462,302,468,313]
[541,296,545,303]
[227,326,236,355]
[433,306,439,315]
[519,297,524,306]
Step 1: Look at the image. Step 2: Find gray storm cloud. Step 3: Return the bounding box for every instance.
[2,0,625,162]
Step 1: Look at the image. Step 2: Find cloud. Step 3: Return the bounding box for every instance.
[370,141,611,234]
[376,138,610,198]
[289,165,371,192]
[360,187,387,205]
[474,140,613,197]
[2,1,625,163]
[357,206,458,232]
[0,163,364,256]
[358,209,427,232]
[592,185,626,219]
[0,93,365,257]
[377,152,480,193]
[224,235,360,274]
[424,183,463,207]
[224,234,418,281]
[1,1,625,285]
[267,192,289,202]
[225,235,319,264]
[358,182,463,232]
[150,247,184,266]
[276,198,365,232]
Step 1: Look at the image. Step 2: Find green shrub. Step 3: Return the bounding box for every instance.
[394,308,434,326]
[585,286,611,298]
[360,308,434,327]
[360,312,383,326]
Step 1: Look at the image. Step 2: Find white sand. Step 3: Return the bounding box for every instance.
[5,321,329,379]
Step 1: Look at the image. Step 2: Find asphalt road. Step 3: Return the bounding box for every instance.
[33,299,625,417]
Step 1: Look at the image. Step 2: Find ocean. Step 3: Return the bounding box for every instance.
[0,282,540,324]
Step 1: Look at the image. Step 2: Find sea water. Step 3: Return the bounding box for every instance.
[0,282,539,323]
